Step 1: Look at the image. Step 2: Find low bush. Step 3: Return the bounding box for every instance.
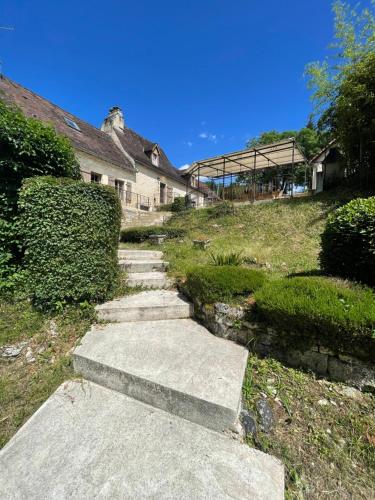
[18,176,121,309]
[210,251,244,266]
[254,276,375,361]
[185,265,267,304]
[320,197,375,286]
[120,226,186,243]
[171,197,186,212]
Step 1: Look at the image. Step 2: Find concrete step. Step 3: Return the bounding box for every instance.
[126,271,171,289]
[73,319,248,432]
[96,290,193,322]
[0,381,284,499]
[119,259,168,273]
[118,249,163,261]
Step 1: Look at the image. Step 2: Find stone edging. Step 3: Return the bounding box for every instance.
[195,301,375,392]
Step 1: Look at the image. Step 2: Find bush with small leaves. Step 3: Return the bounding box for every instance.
[18,177,121,310]
[320,196,375,286]
[185,265,267,304]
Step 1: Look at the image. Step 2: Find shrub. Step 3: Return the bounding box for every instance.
[320,197,375,286]
[171,197,186,212]
[0,101,80,295]
[185,265,267,304]
[210,251,244,266]
[120,226,186,243]
[18,177,121,309]
[254,276,375,361]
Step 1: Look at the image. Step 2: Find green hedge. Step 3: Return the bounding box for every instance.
[18,177,121,309]
[320,197,375,286]
[120,226,186,243]
[254,276,375,362]
[185,265,267,304]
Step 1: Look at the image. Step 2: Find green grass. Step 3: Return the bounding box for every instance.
[0,300,95,448]
[243,355,375,499]
[0,301,45,345]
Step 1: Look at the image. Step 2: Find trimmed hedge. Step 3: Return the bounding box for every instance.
[18,176,121,309]
[185,265,267,304]
[120,226,186,243]
[254,276,375,362]
[320,197,375,286]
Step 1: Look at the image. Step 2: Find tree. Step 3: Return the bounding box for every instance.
[305,1,375,118]
[305,1,375,185]
[323,51,375,184]
[0,100,80,216]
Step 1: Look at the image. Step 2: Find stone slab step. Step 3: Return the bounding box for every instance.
[126,271,171,289]
[118,249,163,261]
[96,290,193,322]
[73,319,248,432]
[0,381,284,499]
[119,259,168,273]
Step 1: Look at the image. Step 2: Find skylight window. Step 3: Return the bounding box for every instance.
[64,116,81,131]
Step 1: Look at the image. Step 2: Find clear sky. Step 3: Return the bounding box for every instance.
[0,1,363,168]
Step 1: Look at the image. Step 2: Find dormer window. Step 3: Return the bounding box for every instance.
[151,151,159,166]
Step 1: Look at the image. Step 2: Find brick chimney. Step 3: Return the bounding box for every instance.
[101,106,125,132]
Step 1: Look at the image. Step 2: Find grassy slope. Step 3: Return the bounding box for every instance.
[121,190,354,279]
[0,302,94,448]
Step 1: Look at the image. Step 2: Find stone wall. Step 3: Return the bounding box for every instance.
[194,301,375,392]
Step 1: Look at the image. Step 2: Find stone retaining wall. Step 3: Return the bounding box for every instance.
[195,302,375,392]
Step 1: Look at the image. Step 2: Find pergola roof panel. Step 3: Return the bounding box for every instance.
[187,138,306,178]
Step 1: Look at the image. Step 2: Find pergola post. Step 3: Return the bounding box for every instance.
[222,158,226,201]
[291,140,295,197]
[253,150,257,203]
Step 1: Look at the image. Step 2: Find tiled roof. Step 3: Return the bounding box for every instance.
[0,76,134,172]
[114,128,187,183]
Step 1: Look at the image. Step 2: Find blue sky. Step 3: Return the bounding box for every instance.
[0,1,361,168]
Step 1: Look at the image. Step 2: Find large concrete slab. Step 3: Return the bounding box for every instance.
[127,271,171,289]
[96,290,193,322]
[119,259,168,273]
[0,381,284,500]
[73,319,248,432]
[118,249,163,260]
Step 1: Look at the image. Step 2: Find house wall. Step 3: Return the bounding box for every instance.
[76,150,136,186]
[312,160,344,194]
[76,150,204,211]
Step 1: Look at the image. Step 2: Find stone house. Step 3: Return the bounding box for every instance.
[0,76,204,212]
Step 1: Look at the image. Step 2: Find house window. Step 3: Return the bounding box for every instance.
[151,152,159,167]
[63,116,81,131]
[115,179,125,200]
[91,172,102,184]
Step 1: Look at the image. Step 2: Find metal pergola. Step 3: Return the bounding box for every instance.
[185,138,307,202]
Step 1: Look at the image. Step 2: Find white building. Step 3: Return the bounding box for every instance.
[0,76,204,212]
[311,140,344,193]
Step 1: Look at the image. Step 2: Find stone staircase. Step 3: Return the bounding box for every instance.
[119,249,171,289]
[0,249,284,499]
